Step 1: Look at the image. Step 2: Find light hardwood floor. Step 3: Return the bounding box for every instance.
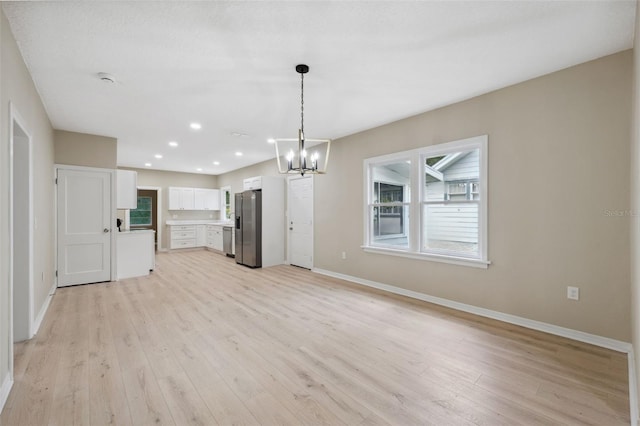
[1,250,630,425]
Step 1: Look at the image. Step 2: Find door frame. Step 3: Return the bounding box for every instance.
[54,164,117,287]
[8,102,34,379]
[286,174,314,268]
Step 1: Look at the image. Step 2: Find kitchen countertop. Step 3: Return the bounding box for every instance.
[165,220,233,226]
[118,229,156,234]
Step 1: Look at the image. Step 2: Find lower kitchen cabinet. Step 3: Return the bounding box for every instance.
[168,223,227,252]
[169,225,197,249]
[196,224,207,247]
[206,225,224,252]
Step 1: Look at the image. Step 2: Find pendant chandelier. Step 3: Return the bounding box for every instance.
[274,64,331,175]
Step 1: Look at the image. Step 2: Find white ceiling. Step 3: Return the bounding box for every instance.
[2,1,636,175]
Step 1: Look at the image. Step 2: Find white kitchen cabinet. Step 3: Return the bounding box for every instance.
[194,188,220,210]
[243,176,262,190]
[170,187,219,211]
[196,224,207,247]
[169,224,197,249]
[206,225,223,252]
[168,187,195,210]
[117,169,137,209]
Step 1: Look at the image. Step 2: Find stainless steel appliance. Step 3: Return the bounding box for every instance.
[223,226,233,257]
[235,190,262,267]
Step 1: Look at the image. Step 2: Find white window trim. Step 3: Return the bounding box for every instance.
[363,135,490,268]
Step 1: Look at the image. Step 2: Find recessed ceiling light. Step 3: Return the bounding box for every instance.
[267,138,276,144]
[154,154,163,159]
[196,168,203,172]
[235,152,243,156]
[213,161,220,165]
[168,141,178,147]
[190,122,202,130]
[145,163,152,167]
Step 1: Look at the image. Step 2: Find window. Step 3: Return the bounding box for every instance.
[368,160,411,249]
[363,135,488,268]
[221,186,232,220]
[130,196,152,226]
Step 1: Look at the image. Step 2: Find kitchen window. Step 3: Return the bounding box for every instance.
[221,186,232,220]
[130,196,152,226]
[363,135,489,268]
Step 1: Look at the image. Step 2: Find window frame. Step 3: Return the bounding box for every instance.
[362,135,489,269]
[366,156,412,250]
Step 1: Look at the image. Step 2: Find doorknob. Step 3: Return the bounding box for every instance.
[289,227,293,230]
[103,228,110,233]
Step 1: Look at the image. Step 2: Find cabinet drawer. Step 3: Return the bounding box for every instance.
[170,225,195,232]
[171,230,196,239]
[171,239,196,249]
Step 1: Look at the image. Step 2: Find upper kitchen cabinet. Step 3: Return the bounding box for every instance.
[194,188,220,210]
[117,169,138,209]
[169,187,195,210]
[169,186,220,211]
[243,176,262,190]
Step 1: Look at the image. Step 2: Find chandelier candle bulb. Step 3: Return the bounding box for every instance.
[287,150,294,171]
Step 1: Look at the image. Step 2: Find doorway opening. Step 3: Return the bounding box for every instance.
[10,105,33,345]
[131,188,158,250]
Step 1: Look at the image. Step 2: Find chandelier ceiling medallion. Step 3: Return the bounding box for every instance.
[274,64,331,176]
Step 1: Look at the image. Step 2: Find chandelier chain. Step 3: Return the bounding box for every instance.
[300,72,304,135]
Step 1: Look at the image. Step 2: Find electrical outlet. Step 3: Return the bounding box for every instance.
[341,251,347,260]
[567,286,580,301]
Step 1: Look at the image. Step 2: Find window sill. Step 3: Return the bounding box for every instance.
[361,245,490,269]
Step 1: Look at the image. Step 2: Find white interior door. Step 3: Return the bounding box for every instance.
[57,168,112,287]
[288,176,313,269]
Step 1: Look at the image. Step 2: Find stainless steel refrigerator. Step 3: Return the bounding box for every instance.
[235,190,262,268]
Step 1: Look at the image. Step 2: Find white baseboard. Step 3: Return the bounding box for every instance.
[312,268,632,353]
[0,373,13,414]
[31,282,56,337]
[312,267,639,424]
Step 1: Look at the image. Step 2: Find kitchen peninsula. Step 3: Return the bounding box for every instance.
[117,229,155,279]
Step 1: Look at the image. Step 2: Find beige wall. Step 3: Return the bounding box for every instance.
[120,167,218,249]
[311,51,631,341]
[54,129,117,169]
[0,9,55,398]
[631,0,640,417]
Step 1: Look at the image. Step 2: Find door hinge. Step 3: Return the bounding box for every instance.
[55,178,58,184]
[55,270,58,277]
